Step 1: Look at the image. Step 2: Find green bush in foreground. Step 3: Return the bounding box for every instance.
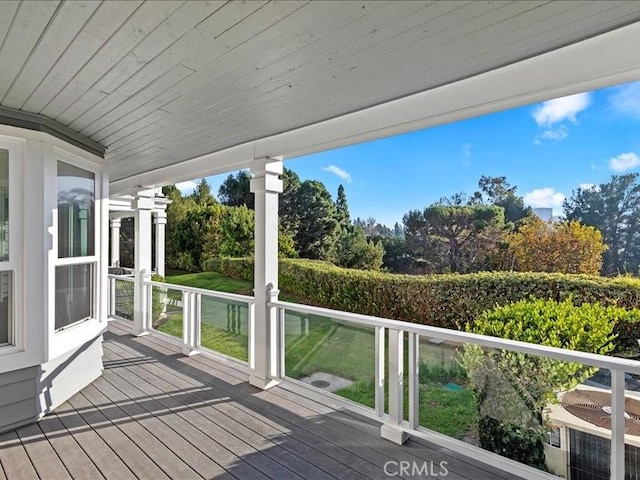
[461,297,618,470]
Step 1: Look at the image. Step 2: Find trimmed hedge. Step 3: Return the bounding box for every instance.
[203,257,640,350]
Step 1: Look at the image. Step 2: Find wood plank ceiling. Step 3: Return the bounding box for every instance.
[0,1,639,182]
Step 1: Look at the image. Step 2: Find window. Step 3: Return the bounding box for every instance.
[55,161,96,330]
[0,149,11,346]
[57,162,94,258]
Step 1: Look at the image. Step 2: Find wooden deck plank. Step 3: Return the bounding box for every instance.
[0,454,6,480]
[0,430,39,480]
[15,422,72,480]
[82,379,240,480]
[103,339,378,480]
[53,401,137,480]
[103,335,383,480]
[104,330,488,480]
[67,389,196,480]
[101,342,323,480]
[69,393,175,479]
[91,374,261,480]
[37,414,106,480]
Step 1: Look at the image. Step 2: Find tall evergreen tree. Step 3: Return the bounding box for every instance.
[564,174,640,275]
[294,180,338,260]
[280,167,301,237]
[335,184,350,229]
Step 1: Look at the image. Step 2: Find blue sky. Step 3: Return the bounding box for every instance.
[177,80,640,227]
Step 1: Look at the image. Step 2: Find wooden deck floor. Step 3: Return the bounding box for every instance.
[0,322,528,480]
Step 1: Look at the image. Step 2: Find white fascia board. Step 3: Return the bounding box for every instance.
[110,21,640,196]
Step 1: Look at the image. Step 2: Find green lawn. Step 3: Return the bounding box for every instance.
[162,269,478,440]
[164,270,253,294]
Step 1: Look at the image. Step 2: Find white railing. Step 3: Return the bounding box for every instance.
[107,273,135,320]
[140,278,254,363]
[268,299,640,480]
[107,275,640,480]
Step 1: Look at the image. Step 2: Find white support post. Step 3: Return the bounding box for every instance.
[110,217,121,267]
[133,191,154,335]
[182,292,200,356]
[248,302,256,369]
[154,210,166,277]
[382,328,409,444]
[249,156,283,390]
[375,326,386,418]
[408,332,420,430]
[108,277,115,316]
[277,307,286,378]
[611,369,625,480]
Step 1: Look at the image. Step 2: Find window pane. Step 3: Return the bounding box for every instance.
[0,271,11,345]
[55,264,94,330]
[0,150,8,262]
[58,161,95,258]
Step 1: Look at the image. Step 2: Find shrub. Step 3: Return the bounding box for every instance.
[461,297,617,469]
[204,257,640,331]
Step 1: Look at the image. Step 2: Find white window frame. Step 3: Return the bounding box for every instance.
[0,136,23,354]
[53,149,101,333]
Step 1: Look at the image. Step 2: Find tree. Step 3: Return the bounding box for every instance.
[280,167,301,238]
[294,180,338,260]
[335,184,350,229]
[474,175,532,225]
[162,184,182,202]
[393,222,404,237]
[190,178,216,206]
[507,218,607,275]
[404,203,507,273]
[334,225,384,270]
[354,217,393,238]
[564,174,640,275]
[218,171,254,208]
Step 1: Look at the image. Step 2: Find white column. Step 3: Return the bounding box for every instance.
[109,217,121,267]
[154,210,166,277]
[133,192,154,335]
[249,157,283,390]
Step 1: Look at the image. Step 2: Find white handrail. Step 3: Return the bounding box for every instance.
[269,299,640,374]
[108,273,135,282]
[142,279,254,304]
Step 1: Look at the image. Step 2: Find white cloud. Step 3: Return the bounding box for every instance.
[176,180,197,194]
[534,126,568,145]
[609,81,640,118]
[541,126,568,141]
[323,165,352,183]
[523,187,566,209]
[532,92,591,127]
[609,152,640,172]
